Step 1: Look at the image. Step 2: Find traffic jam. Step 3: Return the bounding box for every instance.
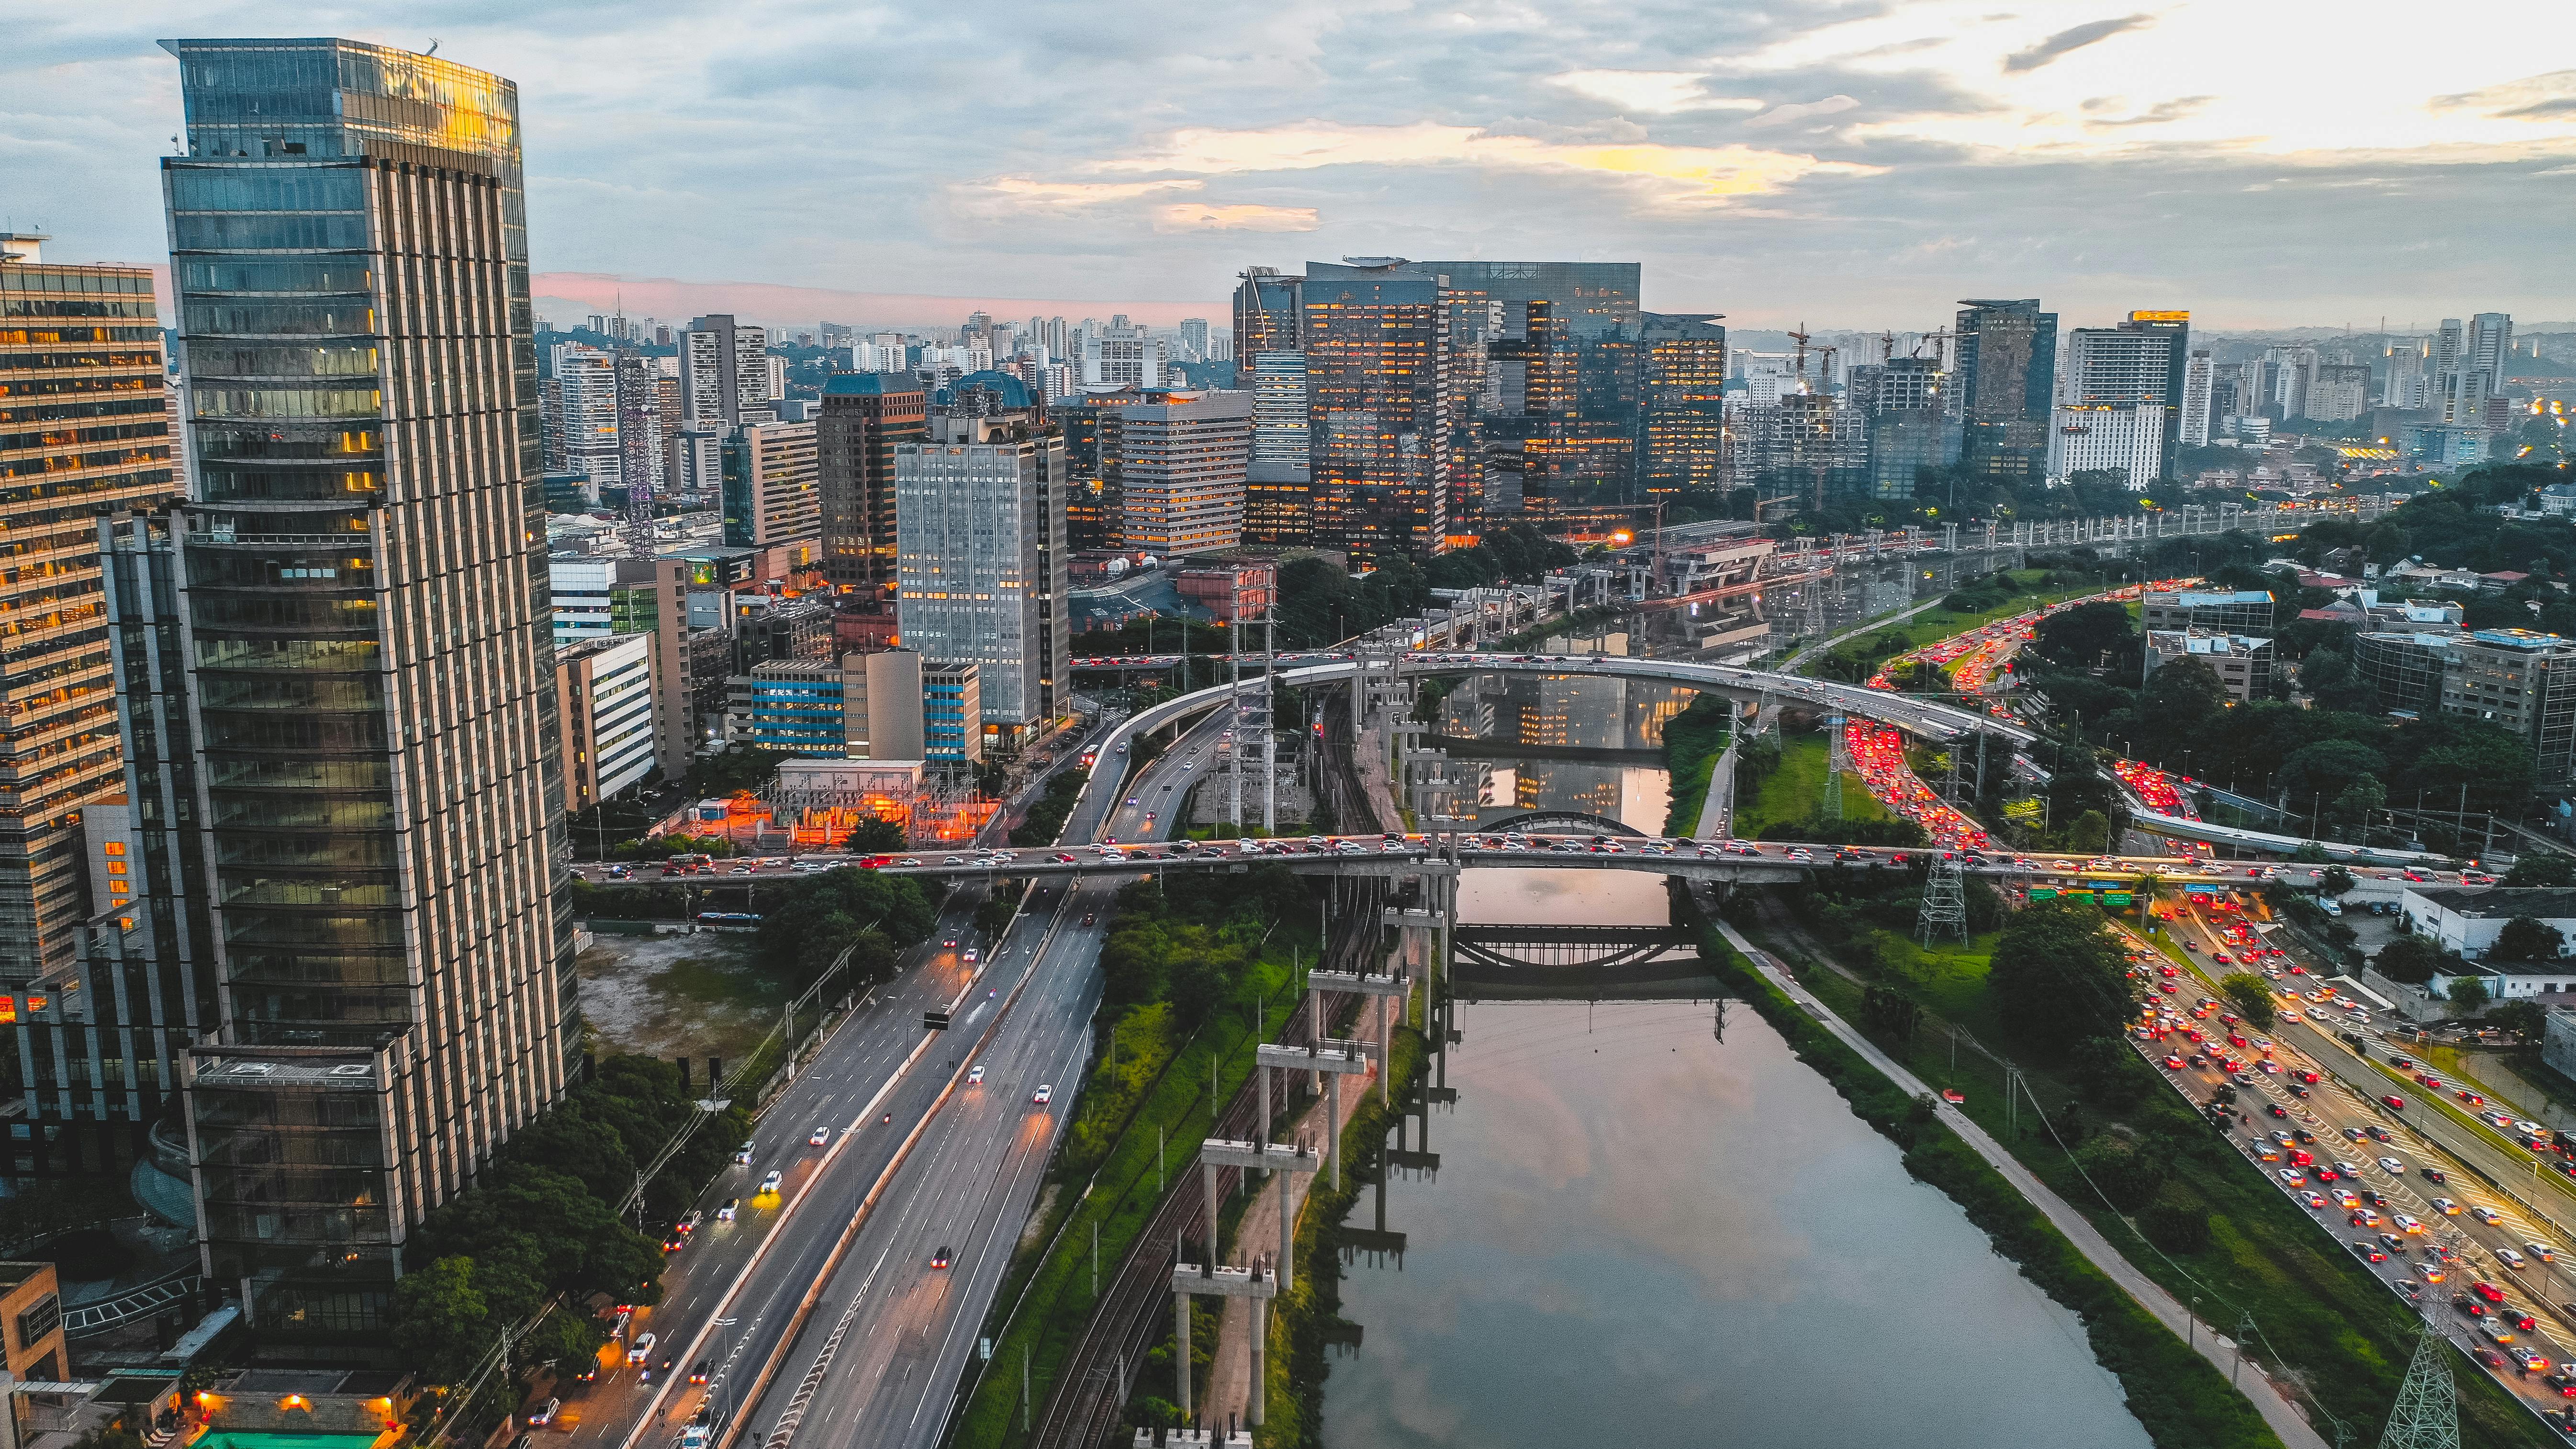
[2126,893,2576,1430]
[1843,719,1989,851]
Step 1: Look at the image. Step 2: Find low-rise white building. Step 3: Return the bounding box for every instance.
[2398,885,2576,960]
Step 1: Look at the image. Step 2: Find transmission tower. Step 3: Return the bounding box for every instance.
[1824,712,1847,820]
[1917,851,1968,944]
[1803,570,1828,640]
[2376,1315,2460,1449]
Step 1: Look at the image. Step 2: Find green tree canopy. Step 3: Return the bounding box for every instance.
[2031,601,2138,673]
[2494,915,2566,963]
[2276,740,2388,809]
[1987,900,2134,1052]
[2504,853,2576,887]
[2448,976,2491,1013]
[2218,972,2275,1028]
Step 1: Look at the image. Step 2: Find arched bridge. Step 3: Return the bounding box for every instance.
[1479,811,1644,838]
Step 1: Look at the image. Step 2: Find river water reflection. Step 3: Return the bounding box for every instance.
[1322,716,2151,1447]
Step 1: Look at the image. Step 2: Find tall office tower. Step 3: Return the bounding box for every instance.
[1233,267,1304,354]
[816,373,925,594]
[1354,260,1643,510]
[2118,311,2190,472]
[1741,392,1866,511]
[1301,261,1450,564]
[894,414,1068,734]
[1639,312,1729,495]
[1104,391,1252,557]
[158,36,571,1340]
[553,345,622,491]
[613,352,665,506]
[1178,317,1210,361]
[652,372,683,488]
[2441,311,2516,425]
[683,313,773,426]
[1246,352,1313,544]
[2056,324,2174,484]
[2265,345,2320,420]
[2384,339,2428,409]
[1952,299,2058,484]
[722,420,822,549]
[1855,355,1950,500]
[2179,351,2215,447]
[1058,400,1121,551]
[2431,318,2464,398]
[0,236,176,989]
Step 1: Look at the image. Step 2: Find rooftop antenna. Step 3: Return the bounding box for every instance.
[426,38,439,56]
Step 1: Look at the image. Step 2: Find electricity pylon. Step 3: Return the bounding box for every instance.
[2376,1314,2459,1449]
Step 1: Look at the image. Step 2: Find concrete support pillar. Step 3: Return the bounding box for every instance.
[1176,1288,1193,1421]
[1202,1159,1219,1264]
[1327,1070,1341,1191]
[1376,994,1389,1105]
[1278,1160,1297,1293]
[1249,1289,1267,1427]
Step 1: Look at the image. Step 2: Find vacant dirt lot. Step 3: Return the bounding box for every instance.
[575,931,788,1072]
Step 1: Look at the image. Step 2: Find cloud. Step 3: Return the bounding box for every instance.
[1744,95,1861,129]
[2002,13,2155,73]
[1153,202,1320,232]
[2434,68,2576,119]
[1546,69,1763,115]
[968,177,1203,209]
[2085,95,2215,128]
[1091,120,1883,203]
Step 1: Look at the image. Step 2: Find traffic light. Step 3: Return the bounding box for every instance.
[925,1011,951,1031]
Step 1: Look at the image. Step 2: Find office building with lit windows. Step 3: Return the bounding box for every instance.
[894,416,1068,734]
[1639,312,1727,494]
[0,236,177,991]
[1953,299,2058,484]
[1301,261,1450,564]
[155,35,572,1348]
[817,372,924,594]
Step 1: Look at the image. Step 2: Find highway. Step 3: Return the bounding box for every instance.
[2135,892,2576,1429]
[706,710,1236,1449]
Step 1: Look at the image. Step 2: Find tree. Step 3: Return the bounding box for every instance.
[2296,647,2382,713]
[2218,972,2275,1028]
[2492,1000,2548,1041]
[2277,740,2388,811]
[1987,900,2135,1052]
[2374,935,2450,985]
[2031,600,2138,672]
[2139,657,2230,755]
[842,816,906,853]
[2448,976,2491,1014]
[1860,985,1924,1046]
[2494,915,2566,963]
[392,1257,491,1385]
[2066,1036,2144,1107]
[2505,853,2576,888]
[2061,809,2111,854]
[2140,1199,2212,1254]
[2318,865,2356,896]
[2073,1136,2170,1210]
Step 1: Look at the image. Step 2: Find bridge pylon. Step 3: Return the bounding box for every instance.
[1824,713,1847,820]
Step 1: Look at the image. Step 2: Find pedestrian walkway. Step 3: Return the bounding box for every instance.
[1706,910,2331,1449]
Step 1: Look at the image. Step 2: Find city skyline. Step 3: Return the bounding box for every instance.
[8,2,2576,330]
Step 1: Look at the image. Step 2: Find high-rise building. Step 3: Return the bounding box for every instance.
[2120,311,2191,473]
[2179,351,2214,447]
[843,647,926,761]
[894,415,1068,734]
[1853,354,1950,500]
[2055,323,2175,485]
[553,633,657,814]
[2307,364,2373,424]
[2046,403,2163,489]
[1086,325,1161,389]
[2384,339,2429,410]
[817,373,926,593]
[157,35,571,1342]
[0,237,177,988]
[2265,345,2320,420]
[1639,313,1728,495]
[1178,317,1210,361]
[722,420,822,549]
[1103,391,1252,557]
[683,314,773,427]
[1953,299,2058,483]
[1245,352,1312,545]
[1302,261,1450,564]
[553,345,622,491]
[1232,269,1302,355]
[2439,312,2515,426]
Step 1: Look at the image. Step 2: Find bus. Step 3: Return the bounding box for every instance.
[695,911,761,930]
[664,853,716,875]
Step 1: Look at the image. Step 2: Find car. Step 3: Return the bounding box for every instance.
[628,1331,658,1364]
[2484,1318,2519,1346]
[2522,1349,2555,1374]
[2474,1280,2509,1303]
[968,1064,985,1085]
[1032,1084,1053,1105]
[1082,913,1096,926]
[2421,1167,2448,1184]
[2278,1168,2308,1187]
[930,1245,952,1269]
[2533,1242,2561,1265]
[809,1126,831,1146]
[2456,1293,2490,1318]
[2500,1247,2529,1270]
[2471,1204,2505,1224]
[607,864,633,880]
[2343,1127,2366,1142]
[2302,1191,2328,1209]
[689,1360,711,1385]
[2478,1348,2511,1370]
[661,1230,686,1252]
[526,1398,561,1427]
[760,1169,784,1194]
[677,1209,702,1233]
[2335,1160,2365,1179]
[2163,1055,2187,1070]
[963,949,979,964]
[2458,1089,2488,1106]
[2433,1197,2460,1215]
[2365,1124,2393,1143]
[2382,1095,2406,1111]
[2351,1208,2385,1227]
[717,1198,739,1221]
[733,1139,756,1166]
[2395,1214,2427,1235]
[2547,1370,2576,1397]
[2352,1240,2387,1263]
[2265,1103,2289,1119]
[2378,1156,2406,1175]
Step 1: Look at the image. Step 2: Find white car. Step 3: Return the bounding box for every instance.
[809,1125,830,1146]
[968,1064,985,1085]
[2498,1247,2529,1270]
[2470,1205,2505,1225]
[1032,1084,1053,1105]
[2529,1241,2558,1264]
[2393,1214,2426,1235]
[759,1169,784,1193]
[2377,1156,2406,1176]
[2432,1197,2460,1215]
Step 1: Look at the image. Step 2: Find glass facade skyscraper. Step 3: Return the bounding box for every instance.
[1639,312,1728,495]
[1301,263,1450,565]
[1953,299,2059,485]
[158,36,571,1347]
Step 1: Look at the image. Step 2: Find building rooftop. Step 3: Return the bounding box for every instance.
[822,372,924,398]
[2406,885,2576,919]
[2151,589,2275,606]
[2466,628,2572,651]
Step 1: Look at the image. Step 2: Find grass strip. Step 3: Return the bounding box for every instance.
[1731,732,1890,839]
[1659,693,1732,837]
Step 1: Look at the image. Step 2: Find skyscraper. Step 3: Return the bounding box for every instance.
[816,373,926,594]
[1639,313,1728,495]
[158,35,571,1341]
[1853,354,1950,500]
[894,415,1068,734]
[0,236,177,987]
[2055,323,2174,485]
[2120,310,2191,474]
[1302,261,1450,564]
[1232,268,1303,355]
[2180,351,2215,447]
[1952,299,2058,484]
[1103,392,1252,557]
[683,313,774,427]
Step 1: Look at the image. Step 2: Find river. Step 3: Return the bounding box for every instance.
[1316,690,2155,1448]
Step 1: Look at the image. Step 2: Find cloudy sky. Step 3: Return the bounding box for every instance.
[10,0,2576,331]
